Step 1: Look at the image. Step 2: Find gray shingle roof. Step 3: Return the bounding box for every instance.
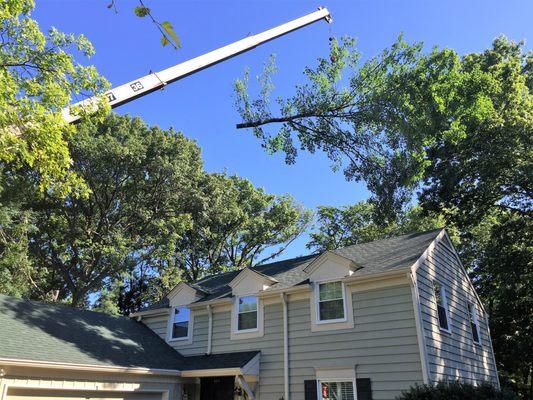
[0,295,263,372]
[141,228,443,311]
[0,294,186,370]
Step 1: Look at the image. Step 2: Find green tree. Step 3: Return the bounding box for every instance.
[1,0,109,195]
[235,36,532,396]
[2,114,203,306]
[170,172,312,282]
[307,201,446,251]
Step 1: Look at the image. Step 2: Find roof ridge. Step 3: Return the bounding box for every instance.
[0,294,130,320]
[335,227,444,251]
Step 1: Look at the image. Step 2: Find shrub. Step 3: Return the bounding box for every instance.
[396,381,518,400]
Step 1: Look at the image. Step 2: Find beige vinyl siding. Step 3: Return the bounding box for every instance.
[141,305,285,399]
[416,239,499,385]
[289,284,424,400]
[141,312,208,356]
[210,303,284,400]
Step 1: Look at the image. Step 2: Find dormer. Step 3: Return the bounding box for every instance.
[228,268,277,340]
[304,251,359,332]
[304,251,359,283]
[228,268,278,296]
[165,282,206,344]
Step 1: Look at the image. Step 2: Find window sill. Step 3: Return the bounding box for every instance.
[438,327,452,335]
[230,328,263,340]
[167,336,193,345]
[316,317,347,325]
[234,327,259,335]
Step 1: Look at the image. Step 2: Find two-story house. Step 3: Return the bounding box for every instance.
[0,229,499,400]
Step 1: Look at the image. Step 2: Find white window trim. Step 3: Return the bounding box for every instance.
[316,378,357,400]
[315,280,348,324]
[310,280,354,332]
[230,294,264,340]
[468,302,482,345]
[236,295,259,333]
[166,306,194,344]
[433,280,452,334]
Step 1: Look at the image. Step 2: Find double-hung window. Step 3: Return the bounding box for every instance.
[237,295,258,331]
[320,380,355,400]
[467,303,481,344]
[433,281,451,332]
[170,306,190,340]
[318,281,346,322]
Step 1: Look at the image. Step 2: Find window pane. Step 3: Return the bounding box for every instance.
[319,299,345,321]
[172,307,189,338]
[433,282,443,305]
[238,296,258,313]
[319,282,343,301]
[468,304,480,343]
[437,305,449,330]
[172,321,188,338]
[238,311,257,330]
[321,381,354,400]
[174,307,190,323]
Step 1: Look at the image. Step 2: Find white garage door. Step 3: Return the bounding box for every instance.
[6,388,163,400]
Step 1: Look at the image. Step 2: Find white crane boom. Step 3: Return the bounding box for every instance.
[63,7,332,123]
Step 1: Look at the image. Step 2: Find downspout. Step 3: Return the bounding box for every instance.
[281,293,289,400]
[408,271,430,384]
[206,305,213,355]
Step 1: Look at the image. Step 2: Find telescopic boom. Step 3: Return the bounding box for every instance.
[62,7,332,123]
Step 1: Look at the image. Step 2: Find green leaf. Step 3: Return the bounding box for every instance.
[160,35,170,47]
[134,5,150,17]
[160,21,181,48]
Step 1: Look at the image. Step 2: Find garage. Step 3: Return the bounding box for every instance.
[6,388,164,400]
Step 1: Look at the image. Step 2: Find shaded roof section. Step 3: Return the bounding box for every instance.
[0,294,186,370]
[335,228,443,277]
[182,351,260,371]
[141,229,443,311]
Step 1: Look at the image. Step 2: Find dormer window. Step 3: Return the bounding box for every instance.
[317,281,346,322]
[170,306,190,340]
[237,296,258,331]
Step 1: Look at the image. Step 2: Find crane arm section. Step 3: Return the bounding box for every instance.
[62,7,332,123]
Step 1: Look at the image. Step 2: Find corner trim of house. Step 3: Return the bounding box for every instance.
[0,358,181,376]
[407,271,431,384]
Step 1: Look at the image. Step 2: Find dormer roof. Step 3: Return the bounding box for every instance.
[138,228,444,312]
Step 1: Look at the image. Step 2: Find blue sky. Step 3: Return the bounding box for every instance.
[34,0,532,259]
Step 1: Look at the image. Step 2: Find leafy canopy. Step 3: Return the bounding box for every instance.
[235,35,532,397]
[0,0,109,195]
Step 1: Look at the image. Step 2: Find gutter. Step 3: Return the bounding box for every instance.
[0,358,181,376]
[130,308,170,318]
[281,293,290,400]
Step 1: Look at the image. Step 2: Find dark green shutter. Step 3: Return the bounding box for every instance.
[304,380,318,400]
[356,378,372,400]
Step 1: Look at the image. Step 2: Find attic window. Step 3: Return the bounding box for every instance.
[433,281,451,332]
[237,296,258,331]
[467,303,481,344]
[317,281,346,322]
[170,306,190,340]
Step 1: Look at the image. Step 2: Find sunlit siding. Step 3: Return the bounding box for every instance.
[288,285,424,400]
[416,239,499,385]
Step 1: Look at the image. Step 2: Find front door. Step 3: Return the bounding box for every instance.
[199,377,235,400]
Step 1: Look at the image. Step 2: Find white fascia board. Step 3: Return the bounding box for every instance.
[130,308,171,318]
[0,357,181,376]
